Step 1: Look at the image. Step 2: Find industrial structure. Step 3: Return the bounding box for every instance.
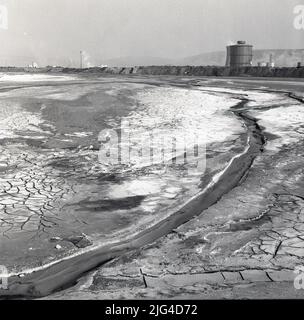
[257,54,275,68]
[226,41,253,67]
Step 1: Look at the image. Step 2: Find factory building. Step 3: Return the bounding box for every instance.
[257,54,275,68]
[226,41,253,67]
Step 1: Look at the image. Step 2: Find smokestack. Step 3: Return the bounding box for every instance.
[80,51,83,69]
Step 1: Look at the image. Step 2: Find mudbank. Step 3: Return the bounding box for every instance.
[1,74,304,300]
[0,95,264,298]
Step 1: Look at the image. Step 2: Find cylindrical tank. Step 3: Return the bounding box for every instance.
[227,41,253,67]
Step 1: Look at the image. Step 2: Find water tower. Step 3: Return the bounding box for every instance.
[226,41,253,67]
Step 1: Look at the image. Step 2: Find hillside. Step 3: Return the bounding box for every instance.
[178,49,304,67]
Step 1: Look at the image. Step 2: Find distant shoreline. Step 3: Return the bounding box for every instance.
[1,65,304,78]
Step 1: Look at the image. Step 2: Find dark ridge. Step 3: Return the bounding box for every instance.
[1,66,304,78]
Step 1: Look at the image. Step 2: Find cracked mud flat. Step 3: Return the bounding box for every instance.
[0,74,304,299]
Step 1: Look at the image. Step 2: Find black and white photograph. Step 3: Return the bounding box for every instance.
[0,0,304,307]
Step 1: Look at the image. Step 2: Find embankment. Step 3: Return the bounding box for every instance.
[1,65,304,78]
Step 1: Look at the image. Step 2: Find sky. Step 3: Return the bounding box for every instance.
[0,0,303,66]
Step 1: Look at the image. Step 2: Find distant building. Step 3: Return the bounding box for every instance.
[257,54,275,68]
[226,41,253,67]
[269,54,275,68]
[28,62,39,68]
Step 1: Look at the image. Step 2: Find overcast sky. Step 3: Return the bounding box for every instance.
[1,0,303,66]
